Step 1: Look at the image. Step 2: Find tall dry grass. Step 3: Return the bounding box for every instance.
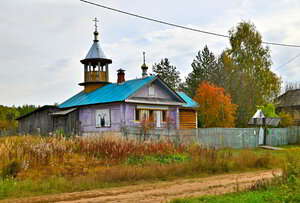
[0,135,280,182]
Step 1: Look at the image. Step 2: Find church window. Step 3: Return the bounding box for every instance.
[149,86,155,96]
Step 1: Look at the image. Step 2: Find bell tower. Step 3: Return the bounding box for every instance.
[79,18,112,93]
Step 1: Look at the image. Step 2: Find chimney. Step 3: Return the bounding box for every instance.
[117,69,125,84]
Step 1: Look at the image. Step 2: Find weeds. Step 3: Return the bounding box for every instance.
[248,148,300,202]
[126,154,189,165]
[0,135,286,199]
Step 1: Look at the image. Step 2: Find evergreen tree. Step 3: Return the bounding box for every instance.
[185,45,222,98]
[177,82,187,93]
[152,58,181,90]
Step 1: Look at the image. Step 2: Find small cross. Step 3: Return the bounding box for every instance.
[143,52,146,64]
[93,17,99,31]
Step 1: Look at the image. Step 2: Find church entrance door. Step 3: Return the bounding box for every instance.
[156,111,161,128]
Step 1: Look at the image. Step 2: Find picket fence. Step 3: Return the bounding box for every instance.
[122,126,300,149]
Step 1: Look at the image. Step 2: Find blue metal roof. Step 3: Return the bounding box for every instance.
[176,92,197,108]
[59,76,156,108]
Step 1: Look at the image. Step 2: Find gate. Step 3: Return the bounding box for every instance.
[259,127,264,145]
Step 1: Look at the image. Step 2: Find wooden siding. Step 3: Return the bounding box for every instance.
[276,107,300,125]
[19,106,58,135]
[180,109,196,129]
[53,109,80,134]
[84,83,106,93]
[84,71,107,82]
[19,107,80,135]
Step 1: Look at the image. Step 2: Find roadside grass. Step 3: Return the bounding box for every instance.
[170,187,299,203]
[0,177,129,199]
[170,146,300,203]
[0,135,294,200]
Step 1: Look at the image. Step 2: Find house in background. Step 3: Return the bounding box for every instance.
[16,20,197,135]
[275,89,300,125]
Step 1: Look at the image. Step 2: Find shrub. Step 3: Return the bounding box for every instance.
[125,154,189,165]
[234,150,274,170]
[1,160,21,179]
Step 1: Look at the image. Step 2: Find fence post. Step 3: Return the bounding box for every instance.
[263,118,267,145]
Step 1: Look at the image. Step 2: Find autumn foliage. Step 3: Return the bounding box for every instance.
[278,111,294,127]
[194,81,237,127]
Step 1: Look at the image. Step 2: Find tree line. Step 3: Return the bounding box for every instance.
[152,21,283,127]
[0,105,38,131]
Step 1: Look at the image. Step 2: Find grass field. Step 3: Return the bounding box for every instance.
[0,135,297,200]
[171,187,300,203]
[171,146,300,203]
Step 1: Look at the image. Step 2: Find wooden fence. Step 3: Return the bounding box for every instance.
[123,126,300,149]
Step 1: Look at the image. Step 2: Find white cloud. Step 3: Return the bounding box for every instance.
[1,0,300,106]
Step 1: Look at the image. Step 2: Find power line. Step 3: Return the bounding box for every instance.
[275,52,300,71]
[80,0,300,48]
[80,0,228,38]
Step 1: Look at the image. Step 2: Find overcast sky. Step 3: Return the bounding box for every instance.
[1,0,300,106]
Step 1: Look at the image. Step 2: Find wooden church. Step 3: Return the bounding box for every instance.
[17,19,197,135]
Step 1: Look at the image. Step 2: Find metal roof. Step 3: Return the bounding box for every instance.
[15,105,58,120]
[248,117,281,126]
[59,76,156,108]
[176,92,197,108]
[253,109,265,118]
[276,89,300,108]
[85,42,109,60]
[49,108,77,116]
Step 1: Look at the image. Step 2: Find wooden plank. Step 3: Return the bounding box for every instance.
[258,146,284,150]
[180,109,197,129]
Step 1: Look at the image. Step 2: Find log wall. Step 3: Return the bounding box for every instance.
[179,109,197,129]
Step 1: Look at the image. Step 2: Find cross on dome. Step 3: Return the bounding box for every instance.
[141,51,148,78]
[93,17,99,31]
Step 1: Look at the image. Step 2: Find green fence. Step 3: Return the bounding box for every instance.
[288,126,300,144]
[196,128,259,149]
[266,127,300,146]
[266,128,288,146]
[123,126,300,149]
[124,127,260,149]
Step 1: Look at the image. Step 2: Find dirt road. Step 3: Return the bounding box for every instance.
[3,169,281,203]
